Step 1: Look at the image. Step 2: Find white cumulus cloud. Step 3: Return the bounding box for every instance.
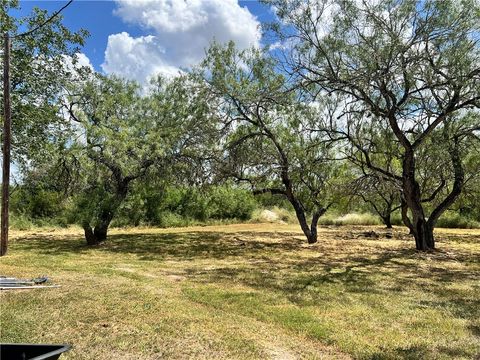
[102,0,261,84]
[74,53,94,70]
[63,52,94,72]
[102,32,180,81]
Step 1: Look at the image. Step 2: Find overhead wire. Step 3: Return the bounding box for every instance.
[11,0,74,39]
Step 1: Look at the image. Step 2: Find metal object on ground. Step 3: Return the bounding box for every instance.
[1,278,67,359]
[0,276,60,290]
[0,343,71,360]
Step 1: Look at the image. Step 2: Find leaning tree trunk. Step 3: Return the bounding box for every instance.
[290,197,325,244]
[293,205,316,243]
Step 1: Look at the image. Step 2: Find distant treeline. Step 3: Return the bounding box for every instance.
[9,183,479,230]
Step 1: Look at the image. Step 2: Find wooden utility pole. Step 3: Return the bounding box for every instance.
[0,2,74,256]
[1,32,11,256]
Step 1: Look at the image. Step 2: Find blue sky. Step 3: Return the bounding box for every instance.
[12,0,274,83]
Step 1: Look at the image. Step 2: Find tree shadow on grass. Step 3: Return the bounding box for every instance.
[179,242,480,359]
[373,343,480,360]
[12,230,305,261]
[369,344,476,360]
[185,243,479,294]
[13,229,479,292]
[11,227,480,359]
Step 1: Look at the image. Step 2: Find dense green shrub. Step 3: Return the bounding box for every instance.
[207,186,257,220]
[255,193,293,210]
[11,187,65,219]
[9,181,479,230]
[110,184,258,227]
[436,211,480,229]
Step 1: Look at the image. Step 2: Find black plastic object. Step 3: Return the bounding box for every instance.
[0,343,71,360]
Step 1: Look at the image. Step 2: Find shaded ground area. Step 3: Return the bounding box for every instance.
[1,224,479,359]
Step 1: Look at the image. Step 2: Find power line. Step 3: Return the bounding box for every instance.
[12,0,74,39]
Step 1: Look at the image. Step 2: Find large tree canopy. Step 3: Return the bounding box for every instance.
[1,0,88,164]
[3,0,479,253]
[199,43,342,243]
[266,0,480,250]
[62,74,217,245]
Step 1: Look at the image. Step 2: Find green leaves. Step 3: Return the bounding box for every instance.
[1,1,88,163]
[200,42,340,230]
[60,72,220,233]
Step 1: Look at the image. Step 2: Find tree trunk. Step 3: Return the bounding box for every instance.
[1,33,11,257]
[382,214,393,229]
[82,208,116,245]
[291,200,325,244]
[292,202,316,243]
[83,219,112,245]
[274,155,327,244]
[411,218,434,251]
[401,133,465,252]
[401,148,435,251]
[93,221,109,242]
[82,180,130,245]
[404,193,439,251]
[308,210,324,243]
[83,224,97,246]
[384,200,393,229]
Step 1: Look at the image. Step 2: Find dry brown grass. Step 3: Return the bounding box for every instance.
[1,224,479,359]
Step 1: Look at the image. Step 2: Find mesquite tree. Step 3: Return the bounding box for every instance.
[1,0,88,163]
[65,74,214,245]
[200,43,340,244]
[343,120,402,228]
[350,174,400,229]
[266,0,480,250]
[64,76,156,244]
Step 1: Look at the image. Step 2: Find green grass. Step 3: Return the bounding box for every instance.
[9,214,36,230]
[1,224,479,359]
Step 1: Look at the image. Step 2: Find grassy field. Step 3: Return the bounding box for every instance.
[1,224,479,359]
